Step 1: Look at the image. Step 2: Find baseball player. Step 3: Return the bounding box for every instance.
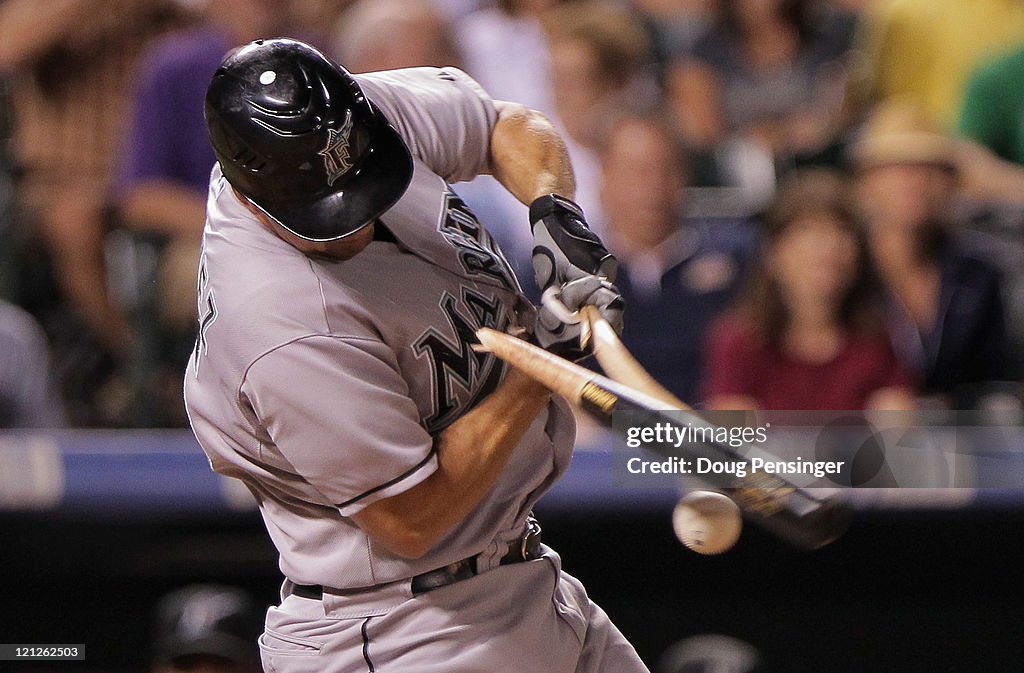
[184,38,644,673]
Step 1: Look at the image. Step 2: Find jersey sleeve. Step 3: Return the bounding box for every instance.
[241,334,437,516]
[354,67,498,183]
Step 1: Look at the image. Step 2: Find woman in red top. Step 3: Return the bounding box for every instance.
[703,169,915,410]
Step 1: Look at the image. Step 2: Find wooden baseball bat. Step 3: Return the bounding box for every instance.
[579,305,761,428]
[474,327,848,550]
[579,305,689,409]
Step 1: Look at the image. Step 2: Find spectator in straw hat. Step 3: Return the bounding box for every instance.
[852,99,1011,407]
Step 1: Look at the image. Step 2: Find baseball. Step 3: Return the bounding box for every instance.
[672,491,742,555]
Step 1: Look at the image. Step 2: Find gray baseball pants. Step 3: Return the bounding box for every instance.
[259,547,649,673]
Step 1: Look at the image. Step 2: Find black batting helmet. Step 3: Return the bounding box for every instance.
[205,38,413,241]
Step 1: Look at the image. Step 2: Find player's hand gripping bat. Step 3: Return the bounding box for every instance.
[475,310,848,550]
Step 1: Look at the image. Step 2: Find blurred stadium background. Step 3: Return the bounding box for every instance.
[1,0,1023,670]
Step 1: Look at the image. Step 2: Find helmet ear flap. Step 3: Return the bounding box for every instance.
[207,112,268,174]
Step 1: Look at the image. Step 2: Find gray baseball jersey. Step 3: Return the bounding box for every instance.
[184,66,576,590]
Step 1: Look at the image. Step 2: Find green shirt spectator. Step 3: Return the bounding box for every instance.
[959,45,1024,165]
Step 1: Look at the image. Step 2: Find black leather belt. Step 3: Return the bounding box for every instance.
[293,520,541,600]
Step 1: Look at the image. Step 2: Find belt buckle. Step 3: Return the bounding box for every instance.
[520,519,542,560]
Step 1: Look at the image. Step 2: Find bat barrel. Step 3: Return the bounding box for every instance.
[729,487,849,550]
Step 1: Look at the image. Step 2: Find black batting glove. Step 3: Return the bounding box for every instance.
[529,194,624,361]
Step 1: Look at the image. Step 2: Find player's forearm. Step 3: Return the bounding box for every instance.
[488,101,576,205]
[352,369,550,559]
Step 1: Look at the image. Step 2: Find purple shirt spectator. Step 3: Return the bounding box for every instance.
[118,26,232,195]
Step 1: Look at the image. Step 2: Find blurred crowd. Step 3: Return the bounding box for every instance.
[0,0,1022,428]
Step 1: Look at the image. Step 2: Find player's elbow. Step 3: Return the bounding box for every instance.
[492,101,557,145]
[493,99,536,123]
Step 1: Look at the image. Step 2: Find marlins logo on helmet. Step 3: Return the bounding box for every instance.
[320,109,355,185]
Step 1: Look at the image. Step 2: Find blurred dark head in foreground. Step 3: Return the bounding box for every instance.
[658,633,765,673]
[152,585,263,673]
